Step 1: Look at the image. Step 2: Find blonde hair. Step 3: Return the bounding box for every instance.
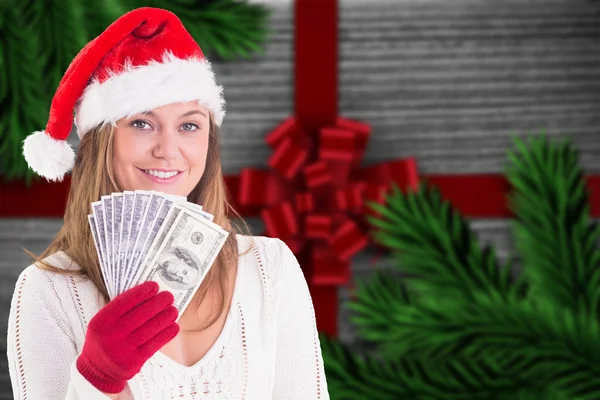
[25,115,251,331]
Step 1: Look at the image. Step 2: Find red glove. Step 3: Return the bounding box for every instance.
[76,281,179,393]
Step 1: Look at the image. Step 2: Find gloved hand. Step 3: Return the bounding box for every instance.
[76,281,179,393]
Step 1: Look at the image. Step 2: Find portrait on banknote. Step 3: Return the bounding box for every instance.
[154,246,202,290]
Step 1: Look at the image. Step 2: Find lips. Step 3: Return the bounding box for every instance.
[138,167,184,183]
[143,169,180,179]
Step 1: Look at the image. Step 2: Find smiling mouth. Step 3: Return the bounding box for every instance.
[138,168,184,179]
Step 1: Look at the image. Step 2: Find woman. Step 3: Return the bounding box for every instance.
[7,7,329,400]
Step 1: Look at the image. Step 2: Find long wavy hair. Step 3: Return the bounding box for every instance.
[25,114,250,331]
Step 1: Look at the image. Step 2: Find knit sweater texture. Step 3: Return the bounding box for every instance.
[7,235,329,399]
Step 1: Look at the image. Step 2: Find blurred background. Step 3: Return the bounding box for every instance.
[1,0,599,398]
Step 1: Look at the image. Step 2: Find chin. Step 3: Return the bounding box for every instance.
[150,186,184,196]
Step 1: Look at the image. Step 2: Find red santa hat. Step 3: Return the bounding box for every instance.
[23,7,225,182]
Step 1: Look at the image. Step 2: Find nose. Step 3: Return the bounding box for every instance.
[152,130,179,161]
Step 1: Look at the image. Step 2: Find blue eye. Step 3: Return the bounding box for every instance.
[181,123,200,132]
[131,120,151,130]
[129,120,200,132]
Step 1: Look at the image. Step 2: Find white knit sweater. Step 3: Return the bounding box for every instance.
[7,235,330,399]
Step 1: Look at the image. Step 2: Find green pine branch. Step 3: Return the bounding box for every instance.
[322,134,600,399]
[326,240,600,398]
[367,183,524,304]
[346,269,415,346]
[0,1,48,183]
[346,268,600,393]
[81,0,126,42]
[29,0,88,92]
[505,134,600,318]
[122,0,271,60]
[388,295,600,388]
[320,334,571,400]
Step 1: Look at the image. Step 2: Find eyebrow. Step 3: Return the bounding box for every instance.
[142,109,207,119]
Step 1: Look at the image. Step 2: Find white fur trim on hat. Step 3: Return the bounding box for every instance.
[23,131,75,182]
[74,51,226,137]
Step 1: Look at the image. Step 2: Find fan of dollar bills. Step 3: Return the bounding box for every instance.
[87,190,229,319]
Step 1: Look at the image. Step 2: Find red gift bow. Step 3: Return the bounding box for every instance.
[236,115,419,287]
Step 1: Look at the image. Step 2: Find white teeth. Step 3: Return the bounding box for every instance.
[143,169,179,179]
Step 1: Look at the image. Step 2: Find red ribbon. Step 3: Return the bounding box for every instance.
[5,175,598,219]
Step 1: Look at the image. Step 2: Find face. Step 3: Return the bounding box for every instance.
[164,258,199,285]
[112,102,210,197]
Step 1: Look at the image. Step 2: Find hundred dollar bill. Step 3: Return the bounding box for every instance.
[124,192,165,290]
[126,196,175,290]
[136,202,181,275]
[111,193,124,298]
[163,194,210,216]
[91,201,108,274]
[136,202,214,276]
[88,215,111,297]
[116,191,135,296]
[180,202,213,222]
[132,206,229,318]
[164,193,188,203]
[160,192,215,220]
[101,195,114,299]
[121,191,151,293]
[165,194,212,220]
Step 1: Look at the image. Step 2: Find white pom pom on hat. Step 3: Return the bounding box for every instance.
[23,131,76,182]
[22,7,226,182]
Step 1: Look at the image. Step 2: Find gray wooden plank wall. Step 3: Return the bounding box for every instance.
[1,0,600,396]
